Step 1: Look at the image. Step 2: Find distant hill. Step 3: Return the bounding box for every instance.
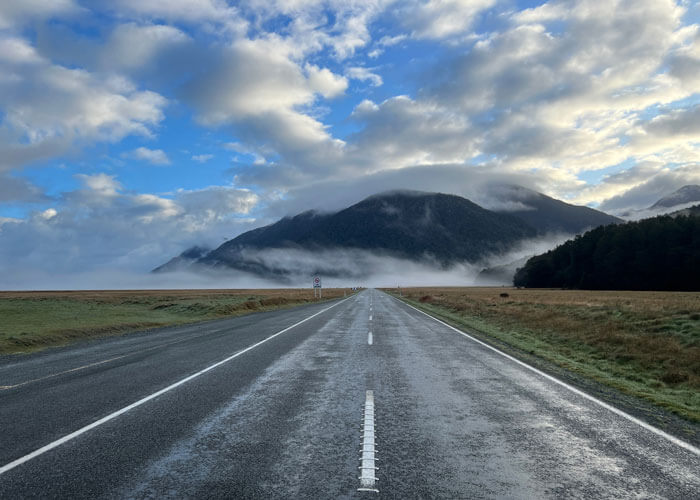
[199,191,537,272]
[650,185,700,209]
[513,214,700,291]
[155,188,623,281]
[487,185,622,234]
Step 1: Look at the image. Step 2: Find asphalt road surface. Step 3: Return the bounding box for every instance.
[1,290,698,499]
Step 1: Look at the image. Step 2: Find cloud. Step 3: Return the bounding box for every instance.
[642,104,700,138]
[597,163,700,215]
[104,23,192,71]
[306,63,348,97]
[348,96,475,168]
[0,174,261,276]
[0,0,80,30]
[0,174,47,203]
[110,0,245,30]
[345,66,383,87]
[126,146,171,165]
[192,154,214,163]
[0,34,167,179]
[400,0,496,39]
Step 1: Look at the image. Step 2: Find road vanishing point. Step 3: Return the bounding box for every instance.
[1,290,698,498]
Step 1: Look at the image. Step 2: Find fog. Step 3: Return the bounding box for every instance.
[0,231,575,291]
[0,268,277,291]
[617,200,700,221]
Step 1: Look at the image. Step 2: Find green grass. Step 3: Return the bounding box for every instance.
[0,289,349,355]
[388,288,700,424]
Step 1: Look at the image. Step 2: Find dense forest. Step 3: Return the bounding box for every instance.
[513,215,700,291]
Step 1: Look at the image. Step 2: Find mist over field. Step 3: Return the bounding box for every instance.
[0,229,576,290]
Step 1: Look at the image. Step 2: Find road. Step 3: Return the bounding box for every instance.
[1,289,698,498]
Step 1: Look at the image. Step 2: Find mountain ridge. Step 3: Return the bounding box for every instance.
[154,188,622,281]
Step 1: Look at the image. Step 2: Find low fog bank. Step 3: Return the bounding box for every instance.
[616,200,700,221]
[0,268,278,291]
[0,233,573,291]
[473,232,574,286]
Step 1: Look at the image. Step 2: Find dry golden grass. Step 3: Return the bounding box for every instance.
[387,287,700,421]
[0,288,350,355]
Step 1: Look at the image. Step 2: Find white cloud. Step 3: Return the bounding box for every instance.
[345,66,383,87]
[126,147,171,165]
[0,34,167,176]
[185,39,317,123]
[0,175,262,275]
[401,0,496,39]
[306,63,348,97]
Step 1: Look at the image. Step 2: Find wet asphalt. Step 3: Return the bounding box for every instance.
[0,289,698,499]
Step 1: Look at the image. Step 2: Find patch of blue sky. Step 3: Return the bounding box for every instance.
[20,161,80,199]
[681,1,700,25]
[322,39,444,139]
[636,94,700,123]
[577,158,637,185]
[13,111,241,200]
[468,153,497,165]
[0,206,30,219]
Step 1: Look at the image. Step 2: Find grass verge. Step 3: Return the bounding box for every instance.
[385,287,699,433]
[0,288,350,355]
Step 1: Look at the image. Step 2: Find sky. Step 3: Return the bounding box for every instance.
[0,0,699,286]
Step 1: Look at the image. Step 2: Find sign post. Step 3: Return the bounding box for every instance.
[313,275,322,299]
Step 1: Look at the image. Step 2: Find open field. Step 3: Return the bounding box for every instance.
[0,289,349,355]
[386,287,700,424]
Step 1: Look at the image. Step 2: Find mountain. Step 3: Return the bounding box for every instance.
[487,185,622,234]
[513,214,700,291]
[154,189,622,281]
[650,185,700,210]
[199,191,537,271]
[152,246,210,273]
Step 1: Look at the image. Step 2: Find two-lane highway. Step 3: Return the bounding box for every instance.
[1,290,698,498]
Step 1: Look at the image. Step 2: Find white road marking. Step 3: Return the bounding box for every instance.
[396,296,700,457]
[369,315,373,321]
[368,331,373,345]
[0,298,348,476]
[358,390,378,492]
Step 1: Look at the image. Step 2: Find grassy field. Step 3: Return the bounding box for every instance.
[0,288,349,355]
[386,287,700,424]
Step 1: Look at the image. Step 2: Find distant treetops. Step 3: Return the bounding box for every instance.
[514,214,700,291]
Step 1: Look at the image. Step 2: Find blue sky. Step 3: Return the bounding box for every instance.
[0,0,699,286]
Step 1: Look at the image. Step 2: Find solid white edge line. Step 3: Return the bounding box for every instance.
[390,293,700,457]
[0,297,349,476]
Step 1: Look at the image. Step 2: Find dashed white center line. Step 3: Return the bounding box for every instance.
[369,314,373,321]
[358,390,378,493]
[368,331,373,345]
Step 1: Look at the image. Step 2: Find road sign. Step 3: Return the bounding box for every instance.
[313,276,321,288]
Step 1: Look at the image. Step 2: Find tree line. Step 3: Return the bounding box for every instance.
[513,215,700,291]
